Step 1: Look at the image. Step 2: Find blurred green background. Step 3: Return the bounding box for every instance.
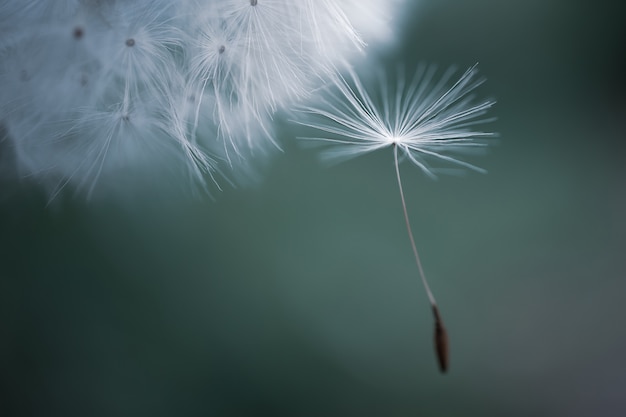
[2,0,625,416]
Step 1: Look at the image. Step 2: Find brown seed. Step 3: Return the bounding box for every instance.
[432,305,449,373]
[73,26,84,40]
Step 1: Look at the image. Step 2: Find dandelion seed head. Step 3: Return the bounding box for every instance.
[1,0,407,199]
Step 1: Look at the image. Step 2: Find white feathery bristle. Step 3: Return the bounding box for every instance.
[295,64,496,178]
[1,0,406,199]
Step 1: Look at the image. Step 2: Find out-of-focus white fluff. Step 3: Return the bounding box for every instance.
[0,0,403,199]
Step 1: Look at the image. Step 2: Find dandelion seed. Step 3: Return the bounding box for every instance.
[73,26,84,39]
[296,64,496,373]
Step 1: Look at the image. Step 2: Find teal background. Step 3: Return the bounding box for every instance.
[2,0,625,415]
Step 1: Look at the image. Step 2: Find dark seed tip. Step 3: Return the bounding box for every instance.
[433,306,449,373]
[73,26,84,39]
[125,38,135,47]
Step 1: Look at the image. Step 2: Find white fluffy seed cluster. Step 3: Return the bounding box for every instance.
[0,0,400,198]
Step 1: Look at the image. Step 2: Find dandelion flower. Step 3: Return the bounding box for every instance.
[296,63,496,372]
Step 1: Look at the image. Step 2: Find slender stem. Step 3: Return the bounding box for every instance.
[393,144,436,307]
[393,145,449,372]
